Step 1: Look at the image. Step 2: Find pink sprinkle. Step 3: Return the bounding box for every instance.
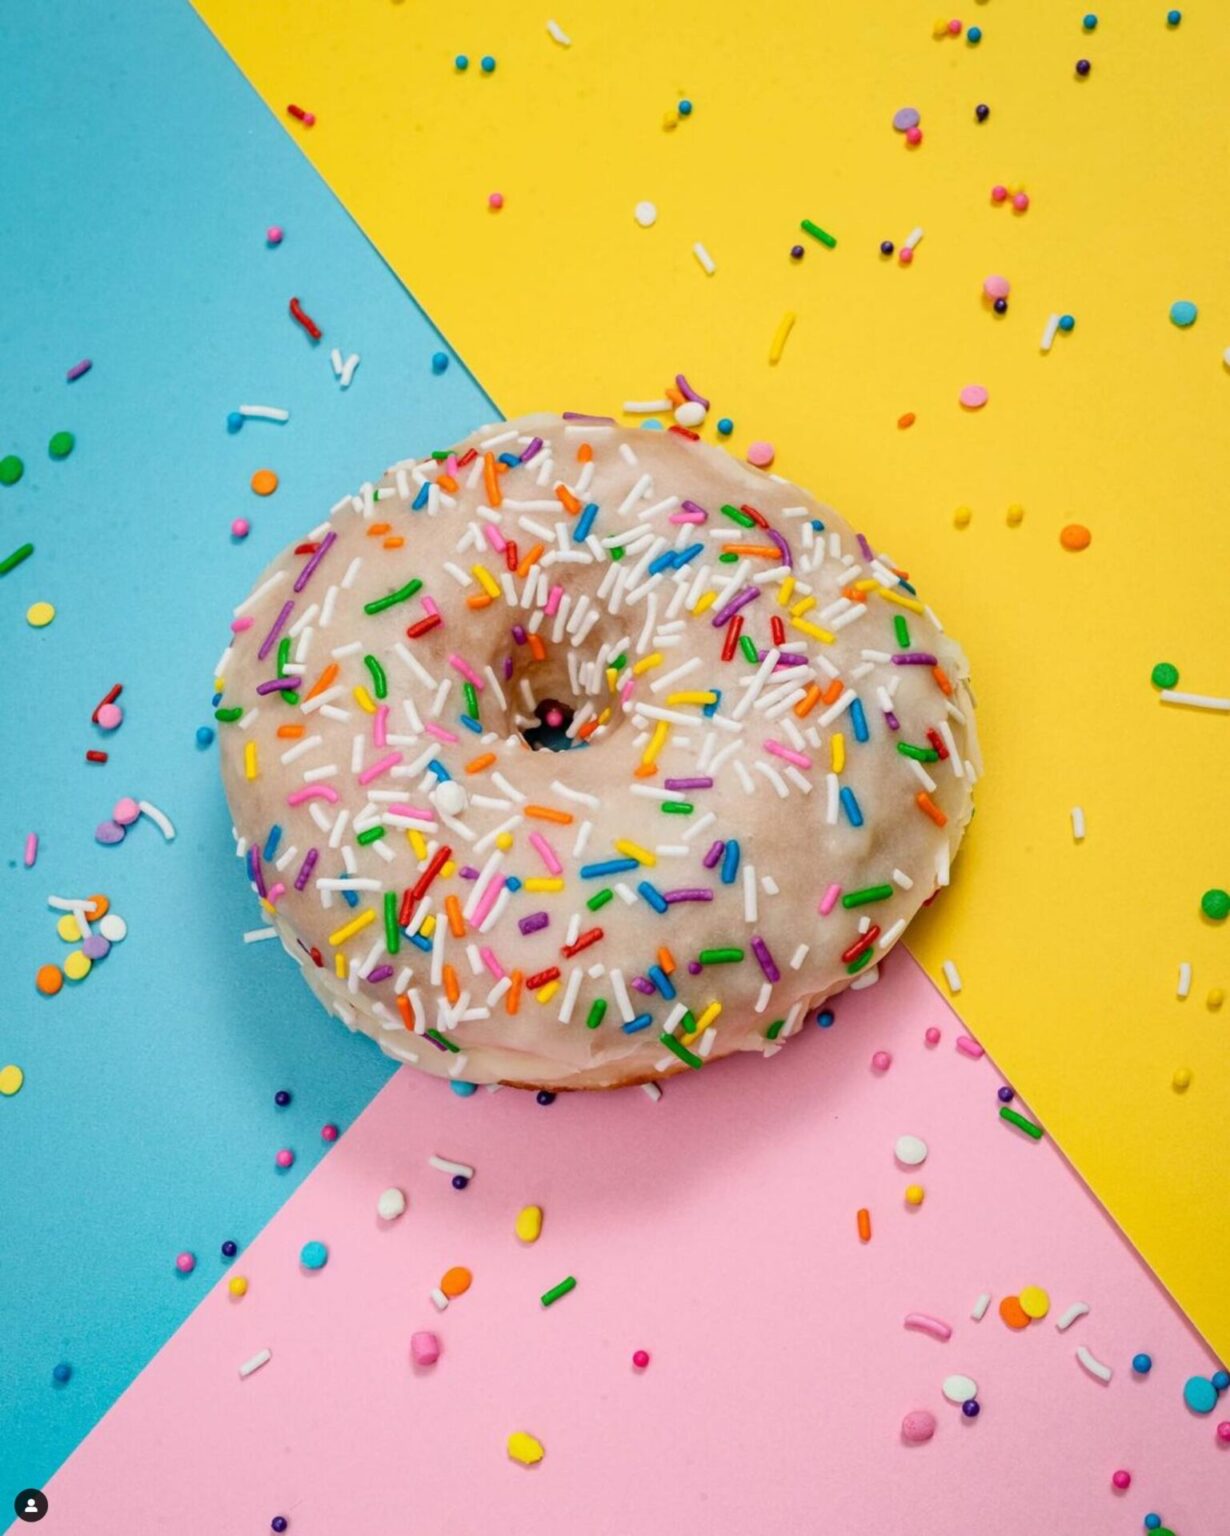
[669,510,708,524]
[620,679,636,704]
[956,1035,985,1059]
[175,1251,196,1274]
[66,358,92,382]
[357,750,403,785]
[544,584,565,617]
[746,440,775,469]
[479,946,505,979]
[275,1148,295,1169]
[488,191,504,210]
[423,597,441,617]
[449,653,485,689]
[470,873,506,929]
[764,739,811,769]
[1111,1471,1132,1491]
[267,882,286,905]
[321,1123,339,1141]
[632,1349,651,1369]
[904,1312,953,1341]
[819,883,842,916]
[529,831,563,875]
[411,1330,441,1366]
[373,704,389,748]
[424,721,460,745]
[23,833,38,868]
[485,525,508,553]
[871,1050,892,1072]
[445,455,459,478]
[387,803,435,822]
[231,616,255,634]
[924,1026,941,1045]
[959,384,989,410]
[287,785,340,806]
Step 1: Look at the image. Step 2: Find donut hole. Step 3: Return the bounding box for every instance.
[523,697,578,752]
[507,621,627,754]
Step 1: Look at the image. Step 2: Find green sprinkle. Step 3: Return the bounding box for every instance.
[586,998,607,1030]
[697,947,744,964]
[276,637,291,678]
[610,546,625,560]
[893,614,911,648]
[0,454,24,487]
[896,742,939,762]
[999,1106,1043,1140]
[1201,888,1230,922]
[720,502,757,528]
[0,542,34,575]
[659,1032,703,1069]
[846,946,875,974]
[540,1275,577,1307]
[48,431,75,460]
[281,690,300,706]
[679,1009,696,1034]
[356,825,386,846]
[430,450,450,461]
[766,1017,786,1040]
[841,883,895,908]
[363,578,422,616]
[463,681,479,718]
[214,706,243,723]
[364,654,388,700]
[800,218,837,248]
[739,634,759,664]
[1151,661,1180,690]
[718,552,739,563]
[586,888,614,911]
[610,652,628,672]
[383,891,400,954]
[660,801,693,815]
[425,1027,460,1053]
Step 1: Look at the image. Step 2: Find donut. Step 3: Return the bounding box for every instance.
[217,411,980,1089]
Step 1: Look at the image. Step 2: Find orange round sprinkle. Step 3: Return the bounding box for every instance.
[440,1265,473,1298]
[250,469,279,496]
[998,1294,1031,1330]
[1059,523,1091,551]
[84,892,110,920]
[36,964,64,996]
[897,413,916,429]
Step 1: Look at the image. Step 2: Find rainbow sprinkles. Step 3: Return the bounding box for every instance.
[216,412,980,1090]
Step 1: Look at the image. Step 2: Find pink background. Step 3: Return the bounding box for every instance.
[32,955,1226,1534]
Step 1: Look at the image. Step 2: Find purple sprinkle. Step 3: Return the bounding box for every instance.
[425,1033,450,1052]
[459,865,480,881]
[702,840,726,869]
[512,624,527,645]
[293,847,319,892]
[66,358,92,382]
[562,412,617,424]
[675,374,711,410]
[892,652,938,666]
[293,528,337,593]
[751,936,781,983]
[663,888,714,903]
[256,677,299,695]
[257,599,295,662]
[664,777,713,791]
[764,528,793,568]
[687,960,703,975]
[710,585,760,628]
[681,499,708,520]
[630,976,656,995]
[247,845,267,898]
[81,934,111,960]
[364,965,395,985]
[758,648,807,667]
[884,710,900,731]
[519,436,543,463]
[856,533,874,561]
[503,655,514,680]
[518,912,550,936]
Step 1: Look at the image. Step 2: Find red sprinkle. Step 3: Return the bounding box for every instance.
[721,614,743,662]
[505,540,519,573]
[289,296,322,341]
[287,104,316,125]
[90,683,123,724]
[668,425,700,440]
[406,614,443,639]
[525,966,561,990]
[841,926,881,964]
[925,727,949,760]
[740,503,770,529]
[294,541,321,556]
[457,448,477,467]
[770,615,786,648]
[85,750,108,764]
[561,927,604,958]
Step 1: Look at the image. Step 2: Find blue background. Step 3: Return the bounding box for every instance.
[0,0,495,1496]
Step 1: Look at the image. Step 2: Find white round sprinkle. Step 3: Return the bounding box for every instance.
[942,1373,978,1405]
[634,201,658,229]
[98,913,128,943]
[1223,347,1230,369]
[377,1186,407,1220]
[432,780,469,817]
[894,1134,928,1167]
[673,401,706,429]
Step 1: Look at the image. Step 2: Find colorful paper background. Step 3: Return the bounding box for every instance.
[188,0,1230,1354]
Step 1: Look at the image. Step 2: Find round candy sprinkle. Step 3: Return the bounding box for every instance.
[266,226,284,245]
[321,1122,339,1140]
[880,240,894,256]
[789,243,805,261]
[947,19,962,36]
[959,385,988,410]
[112,798,139,826]
[250,468,278,496]
[871,1050,892,1071]
[953,506,972,529]
[52,1362,72,1383]
[507,1431,544,1466]
[1013,192,1030,212]
[894,1134,928,1166]
[96,702,123,731]
[716,418,733,435]
[993,299,1008,315]
[480,55,496,72]
[221,1240,238,1258]
[1213,1369,1229,1390]
[1172,1066,1192,1092]
[746,441,775,468]
[487,191,504,210]
[1076,58,1091,75]
[95,820,125,845]
[57,914,82,942]
[1183,1374,1218,1413]
[674,401,707,429]
[36,965,63,996]
[990,185,1008,203]
[967,26,981,44]
[272,1520,288,1533]
[633,201,657,228]
[275,1148,295,1168]
[26,601,56,628]
[411,1331,441,1366]
[904,1184,925,1206]
[0,1064,25,1095]
[892,107,921,132]
[175,1251,196,1274]
[1132,1353,1153,1374]
[961,1400,981,1418]
[450,1080,477,1097]
[632,1349,650,1369]
[905,126,922,146]
[924,1026,941,1045]
[901,1409,936,1444]
[1151,661,1180,689]
[196,725,215,747]
[1060,523,1092,551]
[816,1009,835,1029]
[231,518,251,539]
[998,1295,1031,1329]
[1019,1285,1050,1320]
[377,1187,407,1220]
[983,275,1010,300]
[275,1089,292,1106]
[997,1086,1015,1103]
[1202,888,1230,921]
[1058,314,1076,331]
[0,454,24,486]
[441,1265,472,1297]
[299,1240,328,1270]
[64,952,91,982]
[454,54,468,70]
[1167,9,1181,24]
[48,431,75,459]
[1083,13,1098,28]
[432,352,449,374]
[942,1374,978,1404]
[899,247,914,265]
[1170,300,1198,328]
[1145,1518,1162,1531]
[678,99,693,116]
[975,103,989,121]
[229,1275,248,1297]
[1218,1421,1230,1442]
[451,1174,469,1189]
[536,1090,555,1106]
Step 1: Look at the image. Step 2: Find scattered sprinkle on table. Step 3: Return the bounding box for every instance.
[299,1240,329,1269]
[1076,1345,1113,1382]
[507,1431,544,1466]
[1055,1301,1089,1332]
[239,1347,271,1379]
[692,241,716,275]
[0,1064,24,1096]
[1200,888,1229,921]
[1169,300,1198,328]
[1060,523,1091,551]
[515,1205,543,1242]
[546,19,571,45]
[1000,1105,1043,1140]
[959,385,988,410]
[1,542,34,575]
[1071,806,1086,840]
[251,469,279,496]
[746,441,775,468]
[0,454,24,486]
[634,201,657,228]
[540,1275,577,1307]
[377,1186,407,1219]
[66,358,92,381]
[26,601,56,628]
[48,431,75,459]
[1151,661,1179,688]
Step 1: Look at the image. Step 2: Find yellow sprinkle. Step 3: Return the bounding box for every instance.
[641,720,669,767]
[632,653,663,676]
[523,877,565,893]
[536,980,559,1004]
[260,897,276,916]
[695,1001,722,1032]
[515,1205,543,1244]
[353,685,377,714]
[768,310,797,365]
[26,600,56,628]
[56,914,82,943]
[1173,1066,1193,1092]
[0,1064,25,1096]
[605,667,619,692]
[1019,1285,1050,1320]
[421,913,437,938]
[1006,503,1025,527]
[243,740,258,780]
[1207,988,1224,1011]
[507,1431,545,1466]
[692,590,717,615]
[472,564,501,598]
[789,595,816,617]
[228,1275,249,1297]
[441,860,457,878]
[496,831,515,851]
[407,828,428,859]
[613,838,655,866]
[851,578,878,592]
[214,676,225,694]
[597,706,611,724]
[830,733,845,773]
[328,908,376,947]
[791,617,835,643]
[953,505,972,530]
[64,951,92,982]
[665,690,717,706]
[776,576,795,607]
[334,952,347,979]
[875,585,925,615]
[905,1184,925,1207]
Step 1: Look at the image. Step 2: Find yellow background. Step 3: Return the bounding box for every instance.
[191,0,1230,1353]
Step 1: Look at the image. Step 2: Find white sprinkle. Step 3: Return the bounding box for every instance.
[238,404,290,422]
[623,400,670,414]
[430,1287,449,1312]
[789,943,809,970]
[942,960,962,994]
[904,226,924,251]
[546,17,571,44]
[642,1081,662,1103]
[232,568,286,618]
[429,1154,474,1179]
[138,800,176,840]
[1071,806,1086,841]
[330,348,343,377]
[1055,1302,1089,1332]
[850,965,880,990]
[1075,1345,1113,1383]
[377,1187,407,1220]
[558,965,583,1023]
[1040,313,1061,353]
[339,353,361,389]
[692,241,716,275]
[878,918,906,950]
[971,1292,992,1322]
[743,863,758,922]
[1159,689,1230,712]
[550,778,600,807]
[242,927,278,943]
[1177,961,1192,999]
[239,1348,271,1379]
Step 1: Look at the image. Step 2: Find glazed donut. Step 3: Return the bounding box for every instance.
[217,411,979,1089]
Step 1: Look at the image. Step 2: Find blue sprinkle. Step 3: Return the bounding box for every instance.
[1166,9,1180,26]
[716,418,733,435]
[678,98,693,115]
[454,53,469,70]
[1169,299,1198,328]
[263,824,282,860]
[839,786,864,827]
[1082,13,1098,30]
[411,481,430,510]
[52,1362,72,1384]
[810,519,825,532]
[1144,1518,1161,1532]
[299,1240,329,1270]
[195,725,215,748]
[897,577,918,595]
[647,550,677,576]
[342,887,359,909]
[226,411,243,434]
[622,1013,654,1034]
[579,858,640,879]
[1214,1369,1230,1391]
[702,688,721,718]
[574,502,599,542]
[967,24,981,43]
[459,714,483,734]
[720,839,741,885]
[431,351,449,373]
[646,964,676,1000]
[850,697,869,743]
[1132,1353,1153,1375]
[480,54,496,72]
[498,452,521,467]
[674,542,704,568]
[428,758,451,781]
[211,691,223,707]
[505,875,522,893]
[637,880,668,913]
[815,1009,835,1028]
[408,932,432,952]
[450,1080,478,1097]
[641,419,664,431]
[1058,314,1076,332]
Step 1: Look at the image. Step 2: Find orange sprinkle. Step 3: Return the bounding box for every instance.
[250,468,278,496]
[527,633,546,662]
[440,1265,472,1298]
[82,893,109,920]
[840,584,870,604]
[465,752,496,774]
[998,1295,1031,1330]
[483,451,501,508]
[577,717,601,741]
[916,791,948,827]
[507,969,523,1015]
[897,412,916,429]
[794,683,823,718]
[304,661,339,701]
[366,521,392,536]
[856,1208,872,1243]
[721,544,784,560]
[657,946,675,975]
[382,536,405,550]
[577,443,593,463]
[516,542,546,576]
[445,895,466,939]
[36,964,63,997]
[1060,523,1091,552]
[524,805,574,825]
[555,483,581,515]
[931,664,953,697]
[276,724,306,739]
[633,762,657,778]
[397,994,415,1031]
[442,963,460,1005]
[820,677,845,706]
[665,385,684,405]
[438,473,459,493]
[466,593,494,611]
